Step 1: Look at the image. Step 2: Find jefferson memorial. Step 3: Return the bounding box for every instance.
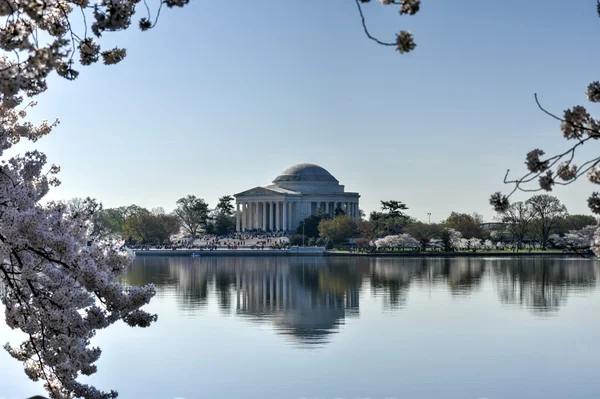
[234,163,360,232]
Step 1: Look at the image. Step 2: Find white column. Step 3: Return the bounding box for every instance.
[275,201,280,231]
[236,203,240,232]
[270,202,274,231]
[262,201,267,231]
[282,201,287,232]
[288,202,293,231]
[254,202,259,230]
[249,202,253,230]
[325,201,330,216]
[242,203,247,231]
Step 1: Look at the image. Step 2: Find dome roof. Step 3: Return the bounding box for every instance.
[273,163,338,183]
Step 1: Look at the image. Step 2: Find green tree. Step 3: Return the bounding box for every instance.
[369,200,411,237]
[289,234,304,246]
[406,222,442,251]
[296,209,325,239]
[334,205,346,217]
[96,206,130,238]
[174,195,210,238]
[380,200,409,218]
[123,206,179,244]
[499,201,534,249]
[216,195,235,216]
[556,214,598,234]
[318,215,358,245]
[526,194,568,249]
[442,212,484,239]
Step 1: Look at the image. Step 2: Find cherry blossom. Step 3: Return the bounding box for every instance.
[0,0,190,397]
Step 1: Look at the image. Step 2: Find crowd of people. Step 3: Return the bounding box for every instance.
[127,230,292,251]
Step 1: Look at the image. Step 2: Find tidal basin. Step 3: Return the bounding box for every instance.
[2,256,600,399]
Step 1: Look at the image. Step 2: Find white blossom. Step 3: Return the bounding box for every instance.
[561,105,590,140]
[538,170,554,191]
[592,226,600,256]
[0,0,190,397]
[588,167,600,184]
[587,81,600,103]
[374,234,419,249]
[399,0,420,15]
[525,149,549,173]
[556,162,577,181]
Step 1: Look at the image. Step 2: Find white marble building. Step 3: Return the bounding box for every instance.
[234,163,360,232]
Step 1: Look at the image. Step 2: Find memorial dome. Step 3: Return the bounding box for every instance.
[273,163,338,183]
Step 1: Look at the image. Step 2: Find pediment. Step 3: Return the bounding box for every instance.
[235,187,282,197]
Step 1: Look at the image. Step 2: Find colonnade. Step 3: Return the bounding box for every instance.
[235,199,359,232]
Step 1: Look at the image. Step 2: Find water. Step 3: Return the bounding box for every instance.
[2,256,600,399]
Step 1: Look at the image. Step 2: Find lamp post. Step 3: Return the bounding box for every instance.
[427,212,431,224]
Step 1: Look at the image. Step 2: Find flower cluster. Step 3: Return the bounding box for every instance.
[561,105,591,139]
[556,162,577,181]
[396,31,416,53]
[525,149,549,173]
[399,0,420,15]
[0,0,190,397]
[538,170,554,191]
[374,233,420,249]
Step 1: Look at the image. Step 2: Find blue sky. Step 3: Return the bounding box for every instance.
[13,0,600,222]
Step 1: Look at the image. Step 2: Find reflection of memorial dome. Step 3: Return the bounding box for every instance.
[274,308,345,347]
[273,163,338,183]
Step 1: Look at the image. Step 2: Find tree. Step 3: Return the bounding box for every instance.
[96,206,130,239]
[550,225,596,249]
[380,200,409,218]
[318,215,358,245]
[556,214,598,234]
[216,195,235,216]
[499,201,534,249]
[526,195,568,249]
[374,234,419,250]
[405,222,442,251]
[174,195,210,238]
[442,212,484,239]
[369,200,411,237]
[212,195,236,236]
[296,209,325,240]
[123,206,180,244]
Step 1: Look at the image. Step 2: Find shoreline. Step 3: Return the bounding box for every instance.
[132,249,592,258]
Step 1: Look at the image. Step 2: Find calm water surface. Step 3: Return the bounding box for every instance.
[2,256,600,399]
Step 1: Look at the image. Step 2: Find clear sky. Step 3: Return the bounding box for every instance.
[12,0,600,222]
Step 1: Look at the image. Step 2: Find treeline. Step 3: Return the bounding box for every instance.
[68,192,596,249]
[70,195,237,244]
[295,195,597,251]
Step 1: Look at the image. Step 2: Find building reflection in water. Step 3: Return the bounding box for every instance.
[123,256,599,345]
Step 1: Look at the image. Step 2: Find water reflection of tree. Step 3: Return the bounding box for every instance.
[490,258,598,313]
[122,255,600,330]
